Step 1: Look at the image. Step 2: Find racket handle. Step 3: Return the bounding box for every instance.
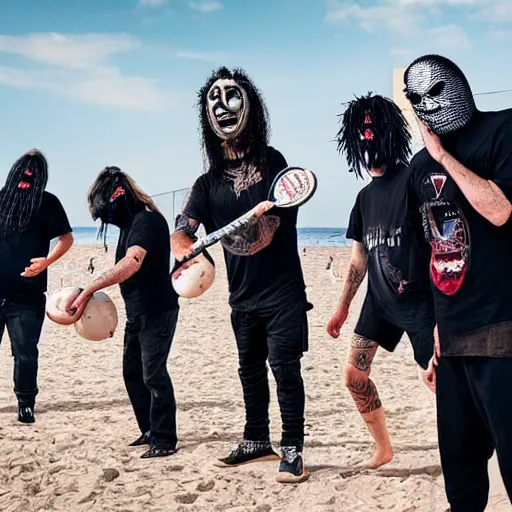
[178,201,274,265]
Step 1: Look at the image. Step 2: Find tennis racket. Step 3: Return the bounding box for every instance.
[177,166,317,266]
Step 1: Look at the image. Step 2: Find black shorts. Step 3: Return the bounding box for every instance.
[354,291,435,369]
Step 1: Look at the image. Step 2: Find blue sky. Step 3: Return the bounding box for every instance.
[0,0,511,227]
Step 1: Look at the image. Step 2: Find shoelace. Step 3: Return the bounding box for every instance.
[281,446,299,464]
[231,440,271,456]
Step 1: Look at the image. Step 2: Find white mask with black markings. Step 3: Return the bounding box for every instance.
[206,78,250,140]
[404,55,476,135]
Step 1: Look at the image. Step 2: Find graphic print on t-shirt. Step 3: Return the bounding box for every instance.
[221,214,281,256]
[364,225,408,294]
[421,172,470,296]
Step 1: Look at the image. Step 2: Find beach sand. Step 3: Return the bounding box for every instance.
[0,245,509,511]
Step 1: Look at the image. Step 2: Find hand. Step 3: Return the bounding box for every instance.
[64,288,92,316]
[326,307,348,338]
[418,361,436,393]
[433,324,441,366]
[21,257,49,277]
[173,238,194,262]
[418,121,448,164]
[254,200,275,217]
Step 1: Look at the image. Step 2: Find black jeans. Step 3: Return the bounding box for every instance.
[0,298,46,407]
[436,356,512,511]
[123,307,179,447]
[230,299,308,447]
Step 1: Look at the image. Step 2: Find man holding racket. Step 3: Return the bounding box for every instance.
[172,66,310,484]
[327,93,435,469]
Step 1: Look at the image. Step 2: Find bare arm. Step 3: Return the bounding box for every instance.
[48,232,74,265]
[336,241,367,313]
[21,232,74,277]
[439,153,511,226]
[84,245,146,295]
[419,120,512,226]
[66,245,147,314]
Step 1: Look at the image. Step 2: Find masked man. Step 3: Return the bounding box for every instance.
[404,54,512,511]
[66,167,179,459]
[171,67,310,484]
[0,149,73,423]
[327,93,435,469]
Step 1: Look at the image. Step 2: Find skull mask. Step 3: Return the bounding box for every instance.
[404,55,476,135]
[206,78,250,141]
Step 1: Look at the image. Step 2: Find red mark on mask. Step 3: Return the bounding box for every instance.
[364,113,372,124]
[363,129,374,141]
[24,169,33,176]
[110,186,125,202]
[18,181,31,189]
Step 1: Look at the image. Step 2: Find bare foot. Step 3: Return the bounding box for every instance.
[366,445,393,469]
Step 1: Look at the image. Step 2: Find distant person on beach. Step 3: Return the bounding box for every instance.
[327,93,435,469]
[405,54,512,511]
[171,67,311,483]
[66,167,180,459]
[0,149,73,423]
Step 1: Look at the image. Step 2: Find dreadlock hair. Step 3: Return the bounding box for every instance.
[198,66,270,178]
[88,166,159,245]
[0,149,48,235]
[336,92,411,179]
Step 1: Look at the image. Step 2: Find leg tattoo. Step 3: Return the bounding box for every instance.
[349,334,379,373]
[346,335,381,414]
[348,375,382,414]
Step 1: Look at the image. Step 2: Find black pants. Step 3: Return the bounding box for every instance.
[230,300,308,447]
[123,307,179,447]
[0,298,46,407]
[436,356,512,511]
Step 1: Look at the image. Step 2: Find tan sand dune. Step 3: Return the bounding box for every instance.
[0,245,508,511]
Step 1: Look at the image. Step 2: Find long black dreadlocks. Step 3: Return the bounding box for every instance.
[0,149,48,235]
[198,66,270,178]
[336,92,411,179]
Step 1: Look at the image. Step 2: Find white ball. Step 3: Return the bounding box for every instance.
[74,291,118,342]
[171,253,215,299]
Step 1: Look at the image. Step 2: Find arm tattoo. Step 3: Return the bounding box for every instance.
[87,246,145,293]
[339,262,366,309]
[174,214,199,239]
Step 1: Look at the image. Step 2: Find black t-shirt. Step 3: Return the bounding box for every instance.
[182,146,306,311]
[116,208,178,317]
[346,164,432,321]
[0,191,72,304]
[408,109,512,355]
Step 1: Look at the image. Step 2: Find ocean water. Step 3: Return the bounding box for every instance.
[71,226,350,247]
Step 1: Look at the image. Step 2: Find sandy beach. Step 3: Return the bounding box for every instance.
[0,244,509,512]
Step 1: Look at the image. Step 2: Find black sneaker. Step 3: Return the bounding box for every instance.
[213,439,280,468]
[276,446,309,483]
[141,443,177,459]
[129,431,151,447]
[18,405,35,424]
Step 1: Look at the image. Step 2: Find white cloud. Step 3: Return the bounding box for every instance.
[175,50,226,62]
[188,1,224,13]
[0,32,171,111]
[326,0,484,51]
[0,33,139,72]
[325,1,421,34]
[138,0,168,7]
[423,24,472,50]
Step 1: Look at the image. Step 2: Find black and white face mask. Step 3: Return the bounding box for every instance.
[206,78,250,140]
[404,55,476,135]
